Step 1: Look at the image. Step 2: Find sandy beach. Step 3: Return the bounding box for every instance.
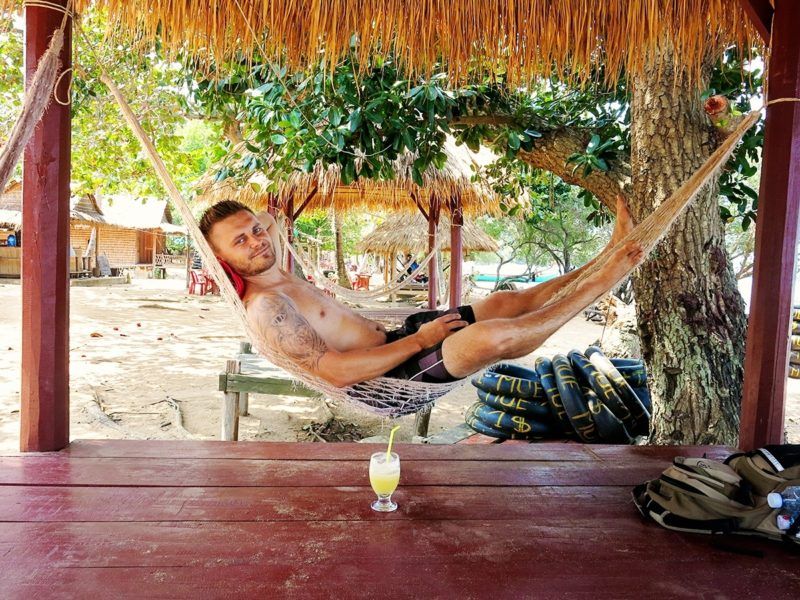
[1,271,797,452]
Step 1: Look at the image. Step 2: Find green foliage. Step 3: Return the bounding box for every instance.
[705,48,764,230]
[0,10,225,197]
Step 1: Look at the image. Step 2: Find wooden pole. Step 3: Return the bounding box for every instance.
[449,197,464,309]
[740,0,800,449]
[428,197,440,309]
[20,1,71,452]
[284,196,294,273]
[221,359,241,441]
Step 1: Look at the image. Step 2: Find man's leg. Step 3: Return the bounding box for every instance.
[471,196,634,321]
[442,239,644,378]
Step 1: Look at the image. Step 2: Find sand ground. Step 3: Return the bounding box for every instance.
[1,269,797,452]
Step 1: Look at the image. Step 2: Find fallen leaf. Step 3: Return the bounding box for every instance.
[90,332,103,338]
[136,323,142,327]
[113,327,119,331]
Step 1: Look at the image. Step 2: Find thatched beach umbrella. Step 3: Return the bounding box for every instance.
[359,213,498,256]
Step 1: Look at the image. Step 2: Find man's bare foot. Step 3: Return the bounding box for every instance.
[610,195,635,246]
[606,239,645,279]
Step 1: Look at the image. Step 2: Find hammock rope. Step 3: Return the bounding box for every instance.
[0,1,70,193]
[281,227,448,302]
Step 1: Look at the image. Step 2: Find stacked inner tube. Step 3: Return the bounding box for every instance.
[467,346,651,443]
[791,306,800,379]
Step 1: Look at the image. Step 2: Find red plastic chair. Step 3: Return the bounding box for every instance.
[188,270,214,295]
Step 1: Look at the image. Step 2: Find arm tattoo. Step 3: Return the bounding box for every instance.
[249,294,328,371]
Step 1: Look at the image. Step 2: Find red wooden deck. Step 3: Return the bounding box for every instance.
[1,441,798,599]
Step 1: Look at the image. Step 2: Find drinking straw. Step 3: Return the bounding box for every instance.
[386,425,401,462]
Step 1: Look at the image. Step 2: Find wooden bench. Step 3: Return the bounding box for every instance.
[218,342,322,441]
[219,342,436,441]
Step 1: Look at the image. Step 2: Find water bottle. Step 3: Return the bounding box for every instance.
[767,486,800,533]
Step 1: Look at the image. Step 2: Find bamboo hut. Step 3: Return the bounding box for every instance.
[196,138,504,308]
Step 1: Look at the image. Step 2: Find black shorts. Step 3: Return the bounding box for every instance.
[382,305,476,383]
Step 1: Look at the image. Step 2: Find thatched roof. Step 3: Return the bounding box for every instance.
[49,1,760,86]
[0,189,185,234]
[195,138,504,217]
[358,213,498,255]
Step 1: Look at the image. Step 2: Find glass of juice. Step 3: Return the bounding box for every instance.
[369,451,401,512]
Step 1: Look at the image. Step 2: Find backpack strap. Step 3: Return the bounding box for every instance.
[632,482,741,535]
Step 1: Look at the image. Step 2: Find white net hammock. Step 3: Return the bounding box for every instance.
[99,71,759,417]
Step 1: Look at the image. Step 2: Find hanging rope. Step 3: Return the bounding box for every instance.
[0,0,72,193]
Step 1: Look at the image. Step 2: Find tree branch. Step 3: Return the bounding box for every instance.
[516,127,632,210]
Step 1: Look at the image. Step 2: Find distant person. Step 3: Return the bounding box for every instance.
[6,233,17,247]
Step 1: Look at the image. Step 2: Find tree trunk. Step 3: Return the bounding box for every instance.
[629,43,747,445]
[332,211,351,289]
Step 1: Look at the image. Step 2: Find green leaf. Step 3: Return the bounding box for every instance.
[270,134,288,145]
[586,134,601,154]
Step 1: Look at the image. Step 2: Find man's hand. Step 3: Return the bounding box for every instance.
[414,313,469,348]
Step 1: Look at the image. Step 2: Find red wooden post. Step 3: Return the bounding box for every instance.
[740,0,800,450]
[427,197,440,309]
[20,0,72,452]
[284,197,294,273]
[449,197,463,309]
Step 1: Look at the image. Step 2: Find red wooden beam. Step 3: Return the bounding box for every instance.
[410,191,429,221]
[20,0,72,452]
[737,0,774,45]
[292,184,318,220]
[449,197,464,309]
[427,197,440,309]
[740,0,800,450]
[283,197,294,273]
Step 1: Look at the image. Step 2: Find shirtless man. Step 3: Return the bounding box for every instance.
[199,199,643,388]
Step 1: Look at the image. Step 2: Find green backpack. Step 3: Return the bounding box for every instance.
[633,445,800,545]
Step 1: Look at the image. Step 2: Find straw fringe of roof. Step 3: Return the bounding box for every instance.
[195,141,504,217]
[35,0,761,87]
[358,213,498,255]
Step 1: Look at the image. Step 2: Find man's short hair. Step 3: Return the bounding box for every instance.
[199,200,254,239]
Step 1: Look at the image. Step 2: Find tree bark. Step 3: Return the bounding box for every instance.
[332,211,351,289]
[629,43,747,445]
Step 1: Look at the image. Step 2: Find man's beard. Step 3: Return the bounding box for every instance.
[232,246,276,276]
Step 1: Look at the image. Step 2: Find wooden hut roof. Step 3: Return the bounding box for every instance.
[194,139,504,217]
[358,213,498,255]
[52,1,760,86]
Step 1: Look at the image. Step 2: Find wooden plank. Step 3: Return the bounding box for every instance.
[223,373,321,396]
[737,0,773,44]
[0,485,636,523]
[0,521,796,599]
[20,0,72,452]
[740,0,800,449]
[49,440,727,462]
[0,457,693,488]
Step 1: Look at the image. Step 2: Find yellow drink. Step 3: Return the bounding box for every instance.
[370,467,400,496]
[369,451,400,512]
